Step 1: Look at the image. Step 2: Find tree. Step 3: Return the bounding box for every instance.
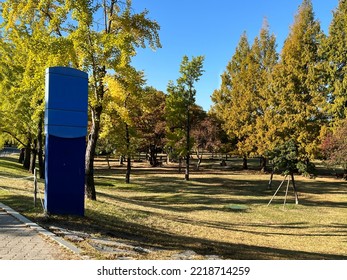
[270,0,325,162]
[1,0,161,200]
[166,55,205,180]
[320,0,347,126]
[135,87,167,167]
[321,120,347,176]
[101,66,146,184]
[0,6,75,176]
[191,114,222,170]
[72,1,161,199]
[268,140,301,204]
[212,24,278,170]
[248,21,278,170]
[211,32,251,169]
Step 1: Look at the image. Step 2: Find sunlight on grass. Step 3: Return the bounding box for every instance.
[1,156,346,259]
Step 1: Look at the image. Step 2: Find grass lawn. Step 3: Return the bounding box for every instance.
[1,155,346,259]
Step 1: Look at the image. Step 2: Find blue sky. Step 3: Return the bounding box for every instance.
[131,0,339,112]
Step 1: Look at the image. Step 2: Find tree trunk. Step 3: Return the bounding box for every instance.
[196,157,202,170]
[149,144,158,166]
[178,156,182,173]
[291,172,299,205]
[196,149,203,170]
[29,139,37,174]
[106,154,111,169]
[125,123,131,184]
[37,115,45,179]
[166,152,170,164]
[85,106,102,201]
[18,148,25,164]
[268,169,274,190]
[242,156,248,170]
[260,156,267,172]
[119,155,124,165]
[23,138,32,171]
[125,156,131,184]
[185,104,190,181]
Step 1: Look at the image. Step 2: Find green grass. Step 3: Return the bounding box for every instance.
[1,155,346,260]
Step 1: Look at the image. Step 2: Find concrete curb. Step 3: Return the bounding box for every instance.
[0,202,83,255]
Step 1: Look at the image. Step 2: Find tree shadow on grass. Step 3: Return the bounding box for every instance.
[96,171,347,210]
[0,157,24,172]
[2,194,346,260]
[41,207,347,260]
[97,185,270,213]
[0,157,34,182]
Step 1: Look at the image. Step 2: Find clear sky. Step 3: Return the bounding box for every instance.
[130,0,339,112]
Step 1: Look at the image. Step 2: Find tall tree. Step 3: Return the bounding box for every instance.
[212,25,278,170]
[166,55,204,180]
[101,66,145,184]
[72,1,161,199]
[0,8,75,176]
[271,0,325,161]
[1,0,161,200]
[211,33,251,168]
[320,0,347,126]
[135,87,167,167]
[249,21,278,166]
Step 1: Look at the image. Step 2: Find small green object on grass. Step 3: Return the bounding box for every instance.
[224,204,248,212]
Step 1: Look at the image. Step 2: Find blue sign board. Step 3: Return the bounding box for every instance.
[44,67,88,216]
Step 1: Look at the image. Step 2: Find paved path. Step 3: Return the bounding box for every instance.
[0,204,81,260]
[0,147,20,157]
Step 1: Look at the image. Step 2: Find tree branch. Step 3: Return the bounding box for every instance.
[0,130,27,147]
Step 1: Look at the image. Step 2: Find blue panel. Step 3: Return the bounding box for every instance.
[44,66,88,138]
[47,67,89,79]
[45,109,88,127]
[44,67,88,216]
[45,109,88,138]
[45,67,88,112]
[44,125,88,139]
[45,135,85,216]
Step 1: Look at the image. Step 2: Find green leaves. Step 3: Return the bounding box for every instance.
[165,55,205,160]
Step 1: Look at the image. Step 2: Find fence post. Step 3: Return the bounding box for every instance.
[34,168,37,207]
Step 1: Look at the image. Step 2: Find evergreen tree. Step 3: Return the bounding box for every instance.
[247,21,278,167]
[211,32,251,168]
[212,24,278,170]
[321,0,347,125]
[271,0,325,160]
